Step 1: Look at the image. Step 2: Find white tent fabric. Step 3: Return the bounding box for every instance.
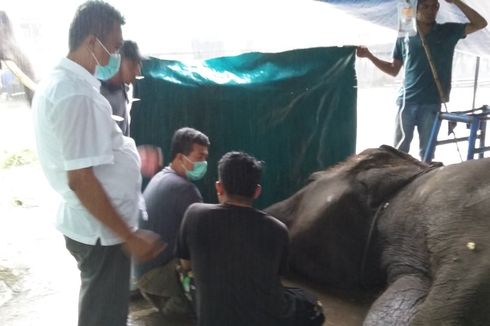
[3,0,397,65]
[2,0,489,78]
[324,0,490,57]
[120,0,397,60]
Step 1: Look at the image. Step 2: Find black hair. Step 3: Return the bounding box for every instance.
[68,0,125,52]
[170,127,210,160]
[120,40,141,63]
[218,151,262,198]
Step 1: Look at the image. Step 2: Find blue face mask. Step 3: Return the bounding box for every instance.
[92,38,121,80]
[183,156,208,181]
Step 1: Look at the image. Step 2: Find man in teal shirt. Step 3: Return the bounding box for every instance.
[357,0,486,159]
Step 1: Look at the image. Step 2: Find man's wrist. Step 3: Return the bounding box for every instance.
[123,230,135,242]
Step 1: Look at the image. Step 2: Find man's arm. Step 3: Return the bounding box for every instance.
[68,167,163,261]
[449,0,488,35]
[356,47,403,77]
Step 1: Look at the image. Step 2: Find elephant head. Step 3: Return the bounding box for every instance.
[267,145,490,325]
[0,10,36,104]
[266,145,432,292]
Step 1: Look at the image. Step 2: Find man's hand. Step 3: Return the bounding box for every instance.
[356,46,372,59]
[138,145,163,178]
[355,46,402,77]
[446,0,487,35]
[124,229,166,262]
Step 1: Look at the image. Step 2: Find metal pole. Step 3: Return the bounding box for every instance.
[472,56,480,109]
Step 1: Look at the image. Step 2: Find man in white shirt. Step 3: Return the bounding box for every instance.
[32,1,163,325]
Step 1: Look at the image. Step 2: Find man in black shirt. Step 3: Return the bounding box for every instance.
[176,151,325,326]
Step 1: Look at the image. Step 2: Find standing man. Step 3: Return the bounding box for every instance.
[176,151,325,326]
[99,40,141,136]
[98,39,162,177]
[32,1,163,325]
[136,127,209,317]
[357,0,487,159]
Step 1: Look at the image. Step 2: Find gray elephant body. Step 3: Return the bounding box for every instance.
[266,145,490,326]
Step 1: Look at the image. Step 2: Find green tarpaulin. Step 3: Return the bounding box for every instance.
[131,46,357,208]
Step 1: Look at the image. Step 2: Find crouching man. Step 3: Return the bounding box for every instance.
[176,151,325,326]
[135,127,209,319]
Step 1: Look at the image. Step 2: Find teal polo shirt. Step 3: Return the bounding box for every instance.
[394,23,466,105]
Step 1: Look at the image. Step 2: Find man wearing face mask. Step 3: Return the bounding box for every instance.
[136,127,210,319]
[99,40,141,136]
[98,39,162,178]
[31,1,164,326]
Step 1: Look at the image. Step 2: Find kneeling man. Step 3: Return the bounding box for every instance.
[135,127,209,317]
[176,151,325,326]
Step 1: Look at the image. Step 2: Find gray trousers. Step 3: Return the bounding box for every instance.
[137,259,193,316]
[65,236,130,326]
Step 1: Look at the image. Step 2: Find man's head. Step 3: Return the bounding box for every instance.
[216,151,263,203]
[417,0,439,25]
[69,1,124,67]
[118,40,142,84]
[170,127,210,180]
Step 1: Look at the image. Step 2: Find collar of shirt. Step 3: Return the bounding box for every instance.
[60,57,101,90]
[100,80,129,103]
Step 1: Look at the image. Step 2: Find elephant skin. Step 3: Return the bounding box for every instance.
[266,145,490,326]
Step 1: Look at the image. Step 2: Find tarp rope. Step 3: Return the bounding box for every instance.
[418,23,464,161]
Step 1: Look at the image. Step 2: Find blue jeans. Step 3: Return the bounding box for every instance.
[394,103,440,159]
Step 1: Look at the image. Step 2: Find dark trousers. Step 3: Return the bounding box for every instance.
[284,287,325,326]
[65,236,130,326]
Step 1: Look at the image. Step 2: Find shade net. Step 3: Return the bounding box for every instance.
[131,46,357,208]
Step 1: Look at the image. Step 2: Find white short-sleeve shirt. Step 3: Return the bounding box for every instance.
[32,57,144,245]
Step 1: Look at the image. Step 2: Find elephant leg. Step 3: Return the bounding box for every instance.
[410,263,490,326]
[363,274,430,326]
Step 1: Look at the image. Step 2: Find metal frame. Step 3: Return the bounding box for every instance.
[423,106,490,162]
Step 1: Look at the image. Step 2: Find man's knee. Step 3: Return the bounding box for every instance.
[140,290,193,318]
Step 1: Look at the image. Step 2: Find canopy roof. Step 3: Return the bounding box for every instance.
[2,0,489,78]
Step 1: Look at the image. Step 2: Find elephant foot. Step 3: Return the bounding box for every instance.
[363,274,429,326]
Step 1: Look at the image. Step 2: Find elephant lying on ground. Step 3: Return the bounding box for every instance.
[266,145,490,326]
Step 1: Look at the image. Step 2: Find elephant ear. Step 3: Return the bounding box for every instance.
[354,145,431,208]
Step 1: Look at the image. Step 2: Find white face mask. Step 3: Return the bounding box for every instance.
[91,38,121,80]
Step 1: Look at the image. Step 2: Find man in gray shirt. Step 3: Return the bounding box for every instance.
[99,40,141,136]
[136,127,210,318]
